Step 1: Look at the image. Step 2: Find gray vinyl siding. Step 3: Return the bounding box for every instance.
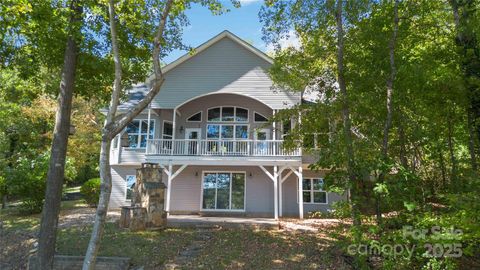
[110,165,138,208]
[150,37,300,110]
[109,165,345,216]
[281,169,347,217]
[173,93,273,140]
[169,166,274,217]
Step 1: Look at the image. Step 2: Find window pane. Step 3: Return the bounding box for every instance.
[149,120,154,136]
[187,112,202,122]
[222,107,235,122]
[207,125,220,139]
[128,135,138,148]
[235,125,248,139]
[236,108,248,122]
[221,125,234,139]
[312,179,324,191]
[314,192,327,203]
[254,112,268,122]
[231,173,245,209]
[127,120,140,134]
[302,179,311,191]
[163,122,173,136]
[303,191,311,203]
[303,134,315,149]
[202,173,216,209]
[208,107,221,121]
[216,173,230,209]
[141,120,148,133]
[126,175,136,200]
[140,135,148,147]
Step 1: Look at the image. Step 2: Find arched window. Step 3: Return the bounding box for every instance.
[254,112,268,122]
[187,111,202,122]
[207,106,249,122]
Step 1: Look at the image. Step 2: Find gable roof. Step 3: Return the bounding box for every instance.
[146,30,273,83]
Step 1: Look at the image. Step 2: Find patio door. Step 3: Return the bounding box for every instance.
[185,128,200,155]
[202,172,245,211]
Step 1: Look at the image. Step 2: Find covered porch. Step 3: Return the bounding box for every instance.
[156,162,306,220]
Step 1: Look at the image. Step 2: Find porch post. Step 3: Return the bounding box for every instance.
[274,165,278,220]
[298,166,304,219]
[279,169,282,217]
[146,106,151,153]
[171,108,177,155]
[116,133,122,164]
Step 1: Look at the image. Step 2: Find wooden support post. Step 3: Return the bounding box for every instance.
[298,166,303,219]
[274,165,278,220]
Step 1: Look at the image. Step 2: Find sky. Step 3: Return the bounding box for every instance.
[163,0,268,64]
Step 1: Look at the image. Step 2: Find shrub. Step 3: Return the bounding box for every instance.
[81,178,101,207]
[331,200,352,219]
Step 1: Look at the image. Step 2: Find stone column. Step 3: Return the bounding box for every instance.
[134,163,167,228]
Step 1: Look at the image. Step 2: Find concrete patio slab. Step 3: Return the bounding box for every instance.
[167,215,279,230]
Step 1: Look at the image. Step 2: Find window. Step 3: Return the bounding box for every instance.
[126,120,154,148]
[282,119,292,135]
[206,124,248,139]
[302,178,327,204]
[254,112,268,122]
[207,107,249,122]
[163,121,173,139]
[126,175,136,200]
[187,111,202,122]
[202,172,245,210]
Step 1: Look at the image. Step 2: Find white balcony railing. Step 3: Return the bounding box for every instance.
[146,139,300,157]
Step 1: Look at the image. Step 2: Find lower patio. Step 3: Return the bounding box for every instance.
[166,215,279,229]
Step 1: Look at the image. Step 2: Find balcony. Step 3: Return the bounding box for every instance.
[146,139,300,157]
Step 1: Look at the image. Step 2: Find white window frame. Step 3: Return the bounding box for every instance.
[186,111,202,122]
[200,171,246,212]
[207,106,249,123]
[253,111,269,123]
[301,178,328,204]
[126,119,155,149]
[125,175,136,201]
[206,124,250,140]
[162,120,173,139]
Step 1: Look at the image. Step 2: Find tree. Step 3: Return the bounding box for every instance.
[82,0,235,268]
[38,1,82,268]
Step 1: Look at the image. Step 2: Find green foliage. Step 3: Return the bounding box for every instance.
[80,178,101,207]
[5,151,77,213]
[331,200,352,219]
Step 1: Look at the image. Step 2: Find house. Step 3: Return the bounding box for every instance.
[108,30,345,219]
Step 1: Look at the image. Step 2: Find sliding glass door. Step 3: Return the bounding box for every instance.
[202,172,245,210]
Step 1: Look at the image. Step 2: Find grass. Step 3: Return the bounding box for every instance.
[187,229,348,270]
[64,185,81,193]
[1,201,349,269]
[56,224,196,269]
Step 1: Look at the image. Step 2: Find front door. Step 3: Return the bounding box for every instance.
[185,128,201,155]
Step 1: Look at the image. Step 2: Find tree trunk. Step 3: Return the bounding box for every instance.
[335,0,361,227]
[82,1,174,268]
[447,114,458,190]
[438,145,447,190]
[376,0,399,225]
[467,109,478,171]
[37,1,81,269]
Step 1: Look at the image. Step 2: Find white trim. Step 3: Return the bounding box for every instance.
[206,106,249,123]
[205,123,250,140]
[300,178,328,205]
[175,92,274,111]
[253,111,269,123]
[125,119,156,149]
[162,120,173,139]
[186,111,202,122]
[200,171,246,211]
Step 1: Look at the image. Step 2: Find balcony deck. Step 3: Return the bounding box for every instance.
[145,139,302,166]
